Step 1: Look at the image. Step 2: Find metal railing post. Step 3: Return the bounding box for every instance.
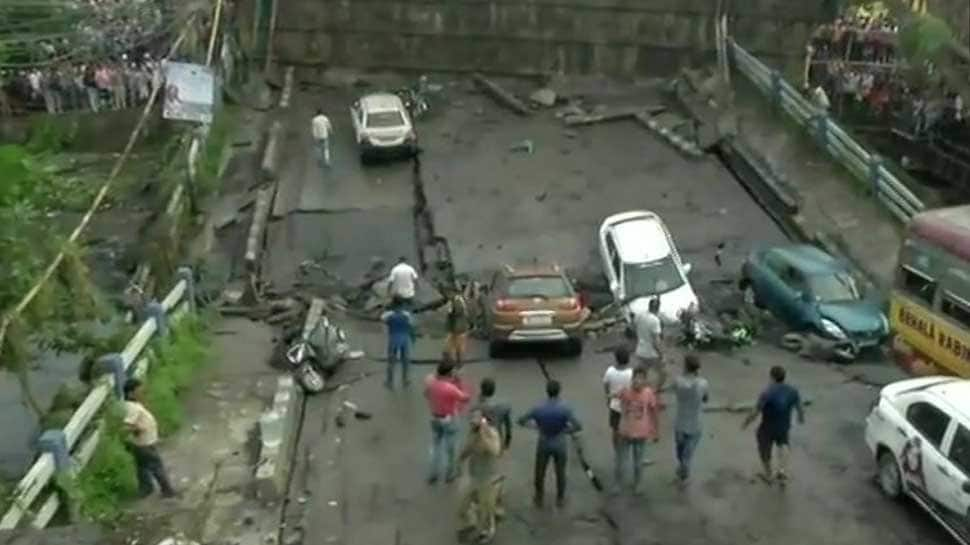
[771,70,782,110]
[99,353,128,398]
[144,300,169,337]
[177,267,196,312]
[869,154,883,197]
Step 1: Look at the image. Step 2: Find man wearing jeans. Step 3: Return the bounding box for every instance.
[425,362,470,484]
[615,367,659,495]
[311,108,333,168]
[517,380,582,508]
[123,379,177,499]
[673,354,708,483]
[381,300,415,389]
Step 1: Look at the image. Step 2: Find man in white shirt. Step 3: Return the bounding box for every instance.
[633,297,666,392]
[123,379,177,498]
[603,347,633,450]
[387,256,419,309]
[311,108,333,168]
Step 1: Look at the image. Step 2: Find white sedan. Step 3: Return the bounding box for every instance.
[350,93,418,161]
[597,210,699,325]
[865,376,970,543]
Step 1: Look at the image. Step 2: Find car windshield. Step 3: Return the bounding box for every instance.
[808,273,861,303]
[623,257,684,297]
[506,276,571,299]
[366,111,405,128]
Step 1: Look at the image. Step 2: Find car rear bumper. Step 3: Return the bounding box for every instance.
[491,319,585,344]
[360,141,417,156]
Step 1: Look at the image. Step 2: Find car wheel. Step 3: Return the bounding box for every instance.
[877,450,903,499]
[488,340,503,359]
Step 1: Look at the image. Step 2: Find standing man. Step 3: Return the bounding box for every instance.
[517,380,582,508]
[426,362,471,484]
[123,379,177,499]
[472,378,511,522]
[614,367,660,495]
[311,107,333,168]
[633,297,666,392]
[458,410,503,544]
[387,256,419,309]
[381,300,415,389]
[444,284,471,365]
[603,347,633,452]
[673,354,709,483]
[742,366,805,484]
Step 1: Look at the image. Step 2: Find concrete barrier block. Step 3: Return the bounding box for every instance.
[244,186,275,272]
[253,374,302,502]
[260,121,284,181]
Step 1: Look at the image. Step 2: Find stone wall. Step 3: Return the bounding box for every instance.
[274,0,826,77]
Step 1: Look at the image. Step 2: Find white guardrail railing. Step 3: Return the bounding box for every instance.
[729,39,925,223]
[0,268,196,530]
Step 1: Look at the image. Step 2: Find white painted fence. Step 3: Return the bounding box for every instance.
[729,39,925,223]
[0,273,194,530]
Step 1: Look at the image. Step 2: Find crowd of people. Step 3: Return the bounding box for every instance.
[805,9,968,146]
[375,257,805,544]
[0,0,169,116]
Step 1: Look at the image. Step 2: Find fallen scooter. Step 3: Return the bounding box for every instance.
[678,305,753,351]
[284,314,360,394]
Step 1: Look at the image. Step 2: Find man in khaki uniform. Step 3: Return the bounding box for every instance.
[458,410,503,543]
[123,379,177,498]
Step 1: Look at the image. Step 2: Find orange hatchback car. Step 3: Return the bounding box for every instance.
[484,263,590,356]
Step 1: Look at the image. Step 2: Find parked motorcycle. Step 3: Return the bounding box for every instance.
[394,87,430,120]
[283,314,358,394]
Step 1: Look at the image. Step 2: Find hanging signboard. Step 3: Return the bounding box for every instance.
[162,61,216,123]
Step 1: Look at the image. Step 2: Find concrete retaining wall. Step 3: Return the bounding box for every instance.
[274,0,825,77]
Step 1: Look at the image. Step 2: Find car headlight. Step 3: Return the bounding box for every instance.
[820,318,848,340]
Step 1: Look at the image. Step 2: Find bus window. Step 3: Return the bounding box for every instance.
[901,266,937,305]
[941,293,970,329]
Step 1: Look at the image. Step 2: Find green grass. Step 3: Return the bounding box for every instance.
[145,312,211,437]
[71,403,139,523]
[66,310,212,522]
[197,107,238,197]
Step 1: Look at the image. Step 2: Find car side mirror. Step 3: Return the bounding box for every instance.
[683,263,693,275]
[963,481,970,494]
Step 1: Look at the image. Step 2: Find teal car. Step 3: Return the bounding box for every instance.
[739,244,889,349]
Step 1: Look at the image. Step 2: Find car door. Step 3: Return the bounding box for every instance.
[757,251,799,325]
[942,422,970,535]
[904,400,954,510]
[601,231,622,300]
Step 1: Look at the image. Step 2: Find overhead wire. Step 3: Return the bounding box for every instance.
[0,8,202,356]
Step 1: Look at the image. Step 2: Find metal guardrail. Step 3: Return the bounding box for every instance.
[0,268,196,530]
[729,40,925,223]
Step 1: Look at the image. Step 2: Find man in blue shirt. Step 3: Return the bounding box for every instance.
[742,366,805,484]
[381,300,415,389]
[517,380,582,508]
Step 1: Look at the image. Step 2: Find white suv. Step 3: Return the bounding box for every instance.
[350,93,417,161]
[865,376,970,543]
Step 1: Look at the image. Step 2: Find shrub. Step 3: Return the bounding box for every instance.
[145,312,211,437]
[72,403,138,522]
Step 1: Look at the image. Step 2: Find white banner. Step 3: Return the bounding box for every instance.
[162,61,216,123]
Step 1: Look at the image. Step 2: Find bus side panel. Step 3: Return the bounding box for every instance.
[891,293,970,377]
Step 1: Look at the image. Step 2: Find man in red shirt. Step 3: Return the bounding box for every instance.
[425,362,471,484]
[614,367,660,495]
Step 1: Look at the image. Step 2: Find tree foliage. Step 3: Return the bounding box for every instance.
[899,13,954,62]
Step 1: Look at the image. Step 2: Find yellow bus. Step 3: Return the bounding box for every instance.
[891,205,970,377]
